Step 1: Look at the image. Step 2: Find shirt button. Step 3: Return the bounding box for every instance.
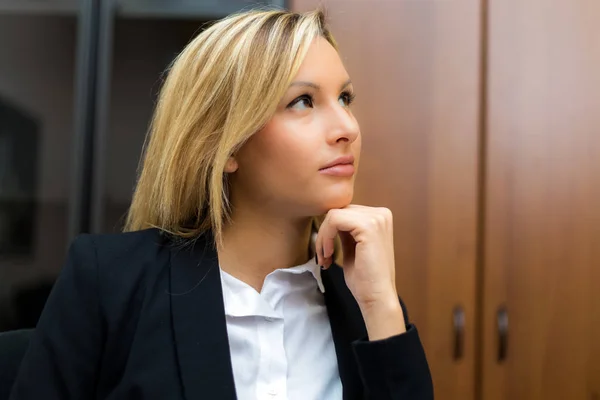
[264,316,276,322]
[268,387,278,396]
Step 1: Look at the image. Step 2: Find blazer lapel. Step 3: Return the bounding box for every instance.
[322,264,368,400]
[168,233,237,400]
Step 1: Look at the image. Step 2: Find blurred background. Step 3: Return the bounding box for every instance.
[0,0,598,399]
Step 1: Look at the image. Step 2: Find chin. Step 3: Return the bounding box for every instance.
[319,190,354,212]
[299,181,355,215]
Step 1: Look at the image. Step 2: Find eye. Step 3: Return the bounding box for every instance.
[339,90,356,107]
[287,94,314,110]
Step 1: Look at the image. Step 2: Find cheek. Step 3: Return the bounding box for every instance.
[264,118,315,160]
[241,120,317,182]
[355,134,362,167]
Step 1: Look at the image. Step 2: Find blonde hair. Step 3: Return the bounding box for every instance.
[124,8,337,245]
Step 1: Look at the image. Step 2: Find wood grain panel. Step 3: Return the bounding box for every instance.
[483,0,600,398]
[291,1,482,399]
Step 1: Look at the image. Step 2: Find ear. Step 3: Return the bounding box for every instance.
[224,157,238,173]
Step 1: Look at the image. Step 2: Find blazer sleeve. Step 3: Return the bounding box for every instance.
[10,235,104,399]
[351,299,434,400]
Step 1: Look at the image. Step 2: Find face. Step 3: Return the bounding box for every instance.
[228,36,361,218]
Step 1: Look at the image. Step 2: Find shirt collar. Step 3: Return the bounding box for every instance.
[219,257,325,318]
[219,255,325,298]
[280,255,325,294]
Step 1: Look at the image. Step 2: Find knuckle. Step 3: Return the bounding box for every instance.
[379,207,393,217]
[367,217,379,228]
[327,211,338,224]
[378,207,393,222]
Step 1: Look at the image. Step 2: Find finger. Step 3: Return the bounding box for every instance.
[317,209,362,260]
[344,204,367,210]
[346,204,393,221]
[318,212,337,262]
[323,232,335,262]
[315,224,324,267]
[314,214,330,268]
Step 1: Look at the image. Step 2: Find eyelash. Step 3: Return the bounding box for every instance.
[340,91,356,106]
[287,90,356,109]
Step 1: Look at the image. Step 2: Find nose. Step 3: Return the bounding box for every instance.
[325,103,360,145]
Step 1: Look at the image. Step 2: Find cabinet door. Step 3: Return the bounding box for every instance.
[291,1,482,399]
[482,0,600,398]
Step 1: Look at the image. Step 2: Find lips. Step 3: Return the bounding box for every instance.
[320,155,355,170]
[319,155,355,177]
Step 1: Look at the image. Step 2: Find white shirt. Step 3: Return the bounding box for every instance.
[219,257,343,400]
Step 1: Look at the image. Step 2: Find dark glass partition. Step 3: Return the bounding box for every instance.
[0,0,286,332]
[0,7,78,331]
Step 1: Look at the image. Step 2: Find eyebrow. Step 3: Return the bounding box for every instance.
[289,78,352,91]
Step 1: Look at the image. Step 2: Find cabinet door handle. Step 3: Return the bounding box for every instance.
[453,306,465,360]
[497,306,509,362]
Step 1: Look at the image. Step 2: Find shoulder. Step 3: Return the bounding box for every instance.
[63,228,173,321]
[73,227,164,252]
[66,228,171,296]
[71,228,167,266]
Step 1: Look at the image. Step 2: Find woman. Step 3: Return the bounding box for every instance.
[10,8,433,400]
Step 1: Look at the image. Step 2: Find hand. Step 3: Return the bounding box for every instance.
[315,205,406,340]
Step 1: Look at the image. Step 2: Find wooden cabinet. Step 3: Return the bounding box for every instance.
[293,1,600,399]
[482,0,600,399]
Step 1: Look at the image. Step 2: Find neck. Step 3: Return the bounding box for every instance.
[217,206,315,293]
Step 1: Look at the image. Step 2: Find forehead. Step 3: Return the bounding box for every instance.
[292,37,349,82]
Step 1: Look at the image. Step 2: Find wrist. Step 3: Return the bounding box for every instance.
[359,295,406,341]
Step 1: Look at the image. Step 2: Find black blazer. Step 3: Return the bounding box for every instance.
[10,228,433,400]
